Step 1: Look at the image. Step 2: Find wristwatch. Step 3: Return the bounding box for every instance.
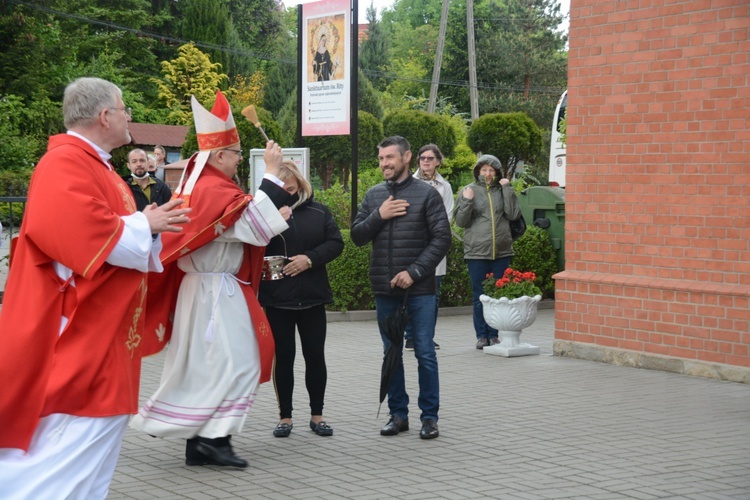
[306,257,313,269]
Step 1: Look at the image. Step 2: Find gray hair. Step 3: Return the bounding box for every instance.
[63,77,122,129]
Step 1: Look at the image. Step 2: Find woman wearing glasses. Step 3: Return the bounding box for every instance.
[404,144,454,351]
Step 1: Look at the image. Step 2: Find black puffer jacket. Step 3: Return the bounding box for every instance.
[351,175,451,296]
[258,196,344,309]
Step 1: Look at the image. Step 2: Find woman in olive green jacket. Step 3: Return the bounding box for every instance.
[454,154,521,349]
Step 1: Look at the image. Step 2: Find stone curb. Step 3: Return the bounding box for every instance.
[326,298,554,322]
[554,339,750,384]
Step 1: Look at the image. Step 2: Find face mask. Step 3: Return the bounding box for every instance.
[284,192,300,207]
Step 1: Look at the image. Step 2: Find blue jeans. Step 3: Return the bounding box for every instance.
[466,258,511,339]
[375,293,439,422]
[404,276,442,340]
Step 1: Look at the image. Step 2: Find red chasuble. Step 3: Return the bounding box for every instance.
[143,160,274,384]
[0,135,148,451]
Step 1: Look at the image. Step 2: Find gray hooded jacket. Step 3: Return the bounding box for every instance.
[454,154,521,260]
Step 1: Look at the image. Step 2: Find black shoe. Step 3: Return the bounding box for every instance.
[186,455,221,466]
[185,438,215,466]
[273,422,293,438]
[380,416,409,436]
[405,339,439,350]
[419,419,439,439]
[195,442,248,468]
[310,420,334,436]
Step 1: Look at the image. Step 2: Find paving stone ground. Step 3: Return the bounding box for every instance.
[110,307,750,499]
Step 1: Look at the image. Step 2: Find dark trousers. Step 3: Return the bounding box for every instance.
[266,305,328,419]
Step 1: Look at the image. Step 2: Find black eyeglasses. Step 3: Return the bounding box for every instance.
[224,148,244,158]
[418,155,437,162]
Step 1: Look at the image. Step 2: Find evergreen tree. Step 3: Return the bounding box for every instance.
[0,4,73,100]
[359,3,390,91]
[179,0,233,75]
[476,0,566,97]
[262,7,298,117]
[53,0,162,90]
[153,43,228,125]
[440,0,567,124]
[358,69,385,121]
[227,0,284,57]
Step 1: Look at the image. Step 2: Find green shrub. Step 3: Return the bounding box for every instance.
[467,112,542,180]
[440,143,476,187]
[510,225,558,298]
[382,109,457,159]
[0,94,57,172]
[305,110,383,189]
[327,229,374,312]
[440,232,472,307]
[314,166,384,230]
[0,169,32,227]
[326,229,472,311]
[315,184,352,230]
[324,203,554,310]
[445,142,481,193]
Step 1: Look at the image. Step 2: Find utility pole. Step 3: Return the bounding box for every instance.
[427,0,450,114]
[466,0,479,119]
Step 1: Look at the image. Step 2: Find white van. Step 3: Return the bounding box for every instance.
[548,90,567,187]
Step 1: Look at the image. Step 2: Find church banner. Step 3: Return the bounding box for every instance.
[301,0,351,136]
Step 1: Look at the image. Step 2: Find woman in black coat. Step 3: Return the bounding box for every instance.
[259,161,344,438]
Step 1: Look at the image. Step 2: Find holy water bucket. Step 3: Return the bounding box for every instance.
[261,256,287,280]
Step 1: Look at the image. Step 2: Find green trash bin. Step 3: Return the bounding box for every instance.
[517,186,566,271]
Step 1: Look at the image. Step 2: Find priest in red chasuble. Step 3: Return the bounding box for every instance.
[0,77,191,499]
[130,90,292,468]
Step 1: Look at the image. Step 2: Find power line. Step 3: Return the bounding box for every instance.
[6,0,564,96]
[5,0,291,63]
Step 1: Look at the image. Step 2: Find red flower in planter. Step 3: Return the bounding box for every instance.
[482,268,542,300]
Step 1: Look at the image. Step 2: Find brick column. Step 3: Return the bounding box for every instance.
[556,0,750,382]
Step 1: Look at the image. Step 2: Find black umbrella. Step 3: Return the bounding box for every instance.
[377,290,410,417]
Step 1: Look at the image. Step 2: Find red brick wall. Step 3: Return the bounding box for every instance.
[557,0,750,368]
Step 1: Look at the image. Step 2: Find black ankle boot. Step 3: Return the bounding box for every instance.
[185,437,211,466]
[195,435,248,468]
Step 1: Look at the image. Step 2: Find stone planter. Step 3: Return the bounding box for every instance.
[480,294,542,357]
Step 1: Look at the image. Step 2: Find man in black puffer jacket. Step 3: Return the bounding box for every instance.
[351,136,451,440]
